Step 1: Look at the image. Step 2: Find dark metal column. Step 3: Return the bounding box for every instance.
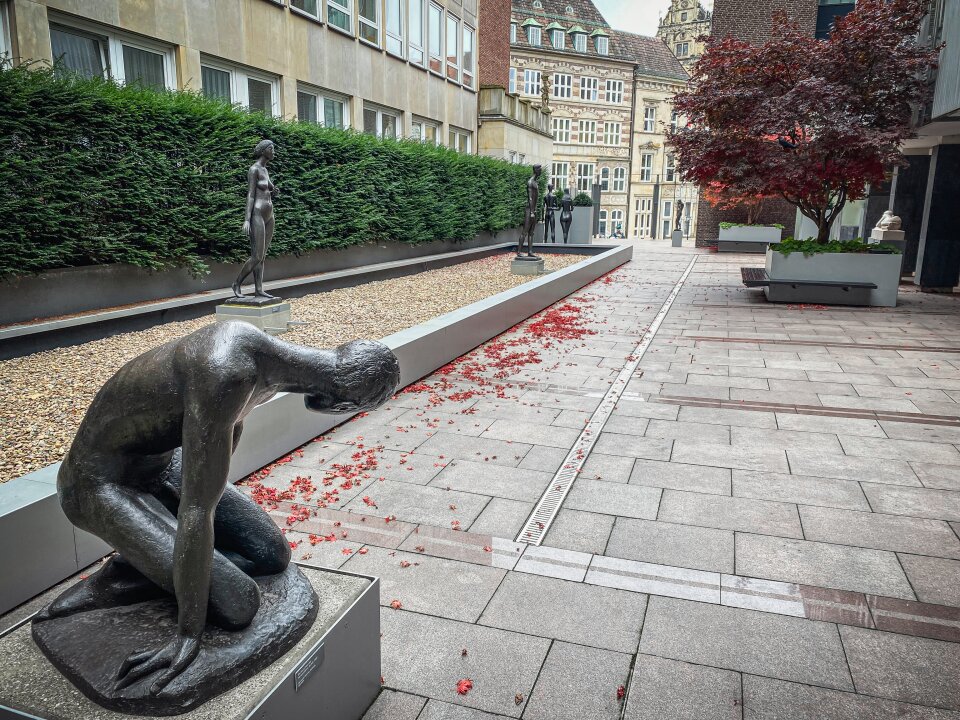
[915,144,960,291]
[890,154,931,275]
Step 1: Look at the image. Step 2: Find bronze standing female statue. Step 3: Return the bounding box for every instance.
[560,188,574,243]
[232,140,278,299]
[543,183,557,243]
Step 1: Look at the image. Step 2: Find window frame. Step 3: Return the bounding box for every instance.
[578,119,596,145]
[427,2,443,74]
[595,36,608,55]
[662,199,673,238]
[461,24,475,89]
[509,66,517,94]
[552,117,571,143]
[634,196,653,238]
[448,126,472,153]
[445,13,460,82]
[611,209,624,233]
[580,76,598,101]
[551,162,569,190]
[411,115,439,143]
[664,154,676,182]
[363,102,401,139]
[385,0,404,57]
[613,167,626,192]
[0,2,9,59]
[408,0,425,65]
[675,41,689,57]
[598,209,608,236]
[550,29,565,48]
[290,0,322,21]
[327,0,353,34]
[605,79,623,104]
[527,25,541,46]
[200,57,281,116]
[643,106,657,132]
[297,83,351,128]
[358,0,381,46]
[640,152,654,182]
[510,22,517,43]
[553,73,572,99]
[523,68,541,97]
[599,167,610,192]
[573,32,586,52]
[603,121,621,146]
[576,162,595,193]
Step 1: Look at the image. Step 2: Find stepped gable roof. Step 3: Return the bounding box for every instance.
[614,30,689,81]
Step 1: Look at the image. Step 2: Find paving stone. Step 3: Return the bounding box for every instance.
[430,460,552,502]
[417,432,533,468]
[840,436,960,465]
[605,517,734,573]
[380,609,549,718]
[479,572,647,653]
[342,481,490,528]
[840,625,960,711]
[587,554,720,603]
[593,432,674,461]
[686,373,770,390]
[639,596,853,690]
[517,389,602,413]
[285,440,353,469]
[657,490,802,537]
[565,478,662,520]
[799,506,960,559]
[912,462,960,491]
[661,382,730,399]
[610,399,680,420]
[677,404,777,429]
[362,689,427,720]
[786,452,920,485]
[375,426,439,453]
[897,554,960,607]
[480,418,581,449]
[735,534,915,599]
[342,546,505,622]
[731,426,844,453]
[395,409,496,437]
[733,470,869,510]
[729,365,807,381]
[862,484,960,521]
[742,675,960,720]
[517,445,568,473]
[418,700,510,719]
[469,399,563,423]
[626,459,731,496]
[375,448,447,486]
[467,497,532,538]
[625,655,742,720]
[514,545,592,581]
[879,420,960,444]
[543,509,615,554]
[580,452,635,483]
[645,419,732,444]
[603,414,651,437]
[287,531,363,569]
[806,370,896,386]
[524,642,631,720]
[671,441,789,473]
[552,409,592,429]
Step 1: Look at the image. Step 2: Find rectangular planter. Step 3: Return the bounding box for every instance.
[718,225,782,253]
[566,206,594,244]
[764,249,903,307]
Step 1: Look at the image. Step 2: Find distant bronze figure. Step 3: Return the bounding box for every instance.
[33,323,401,713]
[543,184,557,243]
[232,140,278,300]
[675,199,685,232]
[559,188,574,243]
[519,164,542,259]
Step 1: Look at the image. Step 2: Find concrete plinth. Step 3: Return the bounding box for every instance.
[511,257,545,276]
[0,565,380,720]
[671,230,683,247]
[869,229,906,255]
[216,300,291,335]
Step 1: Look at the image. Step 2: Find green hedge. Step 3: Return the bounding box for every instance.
[0,64,533,278]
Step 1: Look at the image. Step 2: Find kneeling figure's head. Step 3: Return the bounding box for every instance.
[305,340,401,414]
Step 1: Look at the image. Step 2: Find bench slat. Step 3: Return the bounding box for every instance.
[740,267,877,290]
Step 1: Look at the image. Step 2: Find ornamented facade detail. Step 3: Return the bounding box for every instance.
[656,0,712,70]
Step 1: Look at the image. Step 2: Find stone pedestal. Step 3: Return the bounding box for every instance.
[511,256,545,276]
[0,565,380,720]
[671,230,683,247]
[216,297,291,335]
[869,228,906,255]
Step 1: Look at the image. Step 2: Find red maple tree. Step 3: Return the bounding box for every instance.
[667,0,940,243]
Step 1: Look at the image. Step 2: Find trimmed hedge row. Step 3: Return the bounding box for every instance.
[0,64,533,278]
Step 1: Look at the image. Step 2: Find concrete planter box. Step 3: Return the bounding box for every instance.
[718,225,782,253]
[764,248,903,307]
[566,205,594,244]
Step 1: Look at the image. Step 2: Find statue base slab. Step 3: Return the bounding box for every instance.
[869,229,905,242]
[0,565,380,720]
[671,230,683,247]
[511,257,545,276]
[216,301,291,335]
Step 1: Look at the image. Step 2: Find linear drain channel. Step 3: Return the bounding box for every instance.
[516,256,699,545]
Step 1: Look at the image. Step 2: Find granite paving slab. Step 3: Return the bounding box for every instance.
[579,452,636,483]
[361,689,427,720]
[416,433,533,468]
[799,506,960,558]
[786,452,920,485]
[430,460,553,502]
[467,497,533,538]
[670,441,790,473]
[592,432,674,461]
[911,462,960,491]
[417,700,512,719]
[564,479,662,520]
[516,445,569,473]
[676,404,777,429]
[629,459,732,495]
[480,418,581,449]
[861,484,960,522]
[897,554,960,607]
[733,470,869,511]
[625,655,742,720]
[542,509,616,554]
[342,481,490,528]
[604,517,735,573]
[657,490,803,537]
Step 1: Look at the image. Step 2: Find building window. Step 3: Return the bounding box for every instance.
[291,0,321,19]
[297,86,349,128]
[428,2,443,73]
[675,42,689,57]
[598,209,608,236]
[446,14,460,81]
[665,154,676,182]
[611,209,623,235]
[411,117,439,143]
[595,36,608,55]
[643,106,657,132]
[551,162,569,189]
[462,25,475,88]
[573,32,586,52]
[50,21,175,90]
[613,167,626,192]
[603,121,621,146]
[358,0,379,44]
[200,59,280,116]
[578,119,596,144]
[0,2,9,59]
[605,80,623,104]
[553,73,572,99]
[328,0,352,33]
[670,110,679,132]
[363,103,400,139]
[408,0,425,64]
[640,152,654,182]
[449,127,472,153]
[527,26,542,46]
[510,22,517,43]
[385,0,403,55]
[509,67,517,94]
[662,200,673,238]
[576,163,595,193]
[599,167,610,191]
[680,11,688,21]
[580,76,598,101]
[551,29,565,48]
[523,69,541,96]
[634,197,652,238]
[509,151,518,164]
[552,117,571,143]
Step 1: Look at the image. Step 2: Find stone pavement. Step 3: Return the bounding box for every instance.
[250,240,960,719]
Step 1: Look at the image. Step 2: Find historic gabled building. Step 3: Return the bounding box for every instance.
[509,0,693,239]
[656,0,711,70]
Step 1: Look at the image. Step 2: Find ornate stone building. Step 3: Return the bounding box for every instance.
[509,0,692,239]
[655,0,711,70]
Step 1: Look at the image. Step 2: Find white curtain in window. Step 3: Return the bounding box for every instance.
[324,98,344,128]
[297,91,318,123]
[50,27,105,79]
[247,78,272,114]
[122,45,165,89]
[202,66,231,101]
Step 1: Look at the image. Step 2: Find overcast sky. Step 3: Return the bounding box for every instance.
[593,0,713,37]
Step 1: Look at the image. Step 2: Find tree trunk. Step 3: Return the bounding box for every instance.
[816,221,833,244]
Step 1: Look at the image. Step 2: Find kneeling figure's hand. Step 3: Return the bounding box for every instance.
[115,633,201,695]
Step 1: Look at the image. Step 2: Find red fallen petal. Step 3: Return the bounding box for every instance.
[456,679,474,695]
[515,693,524,705]
[390,599,402,610]
[399,560,411,568]
[415,545,425,552]
[461,648,468,656]
[380,675,385,685]
[358,548,368,554]
[483,545,493,552]
[617,685,626,700]
[341,548,353,555]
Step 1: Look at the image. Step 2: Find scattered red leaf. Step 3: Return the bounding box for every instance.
[456,679,474,695]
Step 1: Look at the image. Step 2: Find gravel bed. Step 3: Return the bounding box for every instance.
[0,253,585,483]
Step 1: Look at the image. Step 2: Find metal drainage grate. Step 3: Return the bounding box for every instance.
[516,256,699,545]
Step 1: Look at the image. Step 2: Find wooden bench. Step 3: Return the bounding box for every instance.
[741,267,877,290]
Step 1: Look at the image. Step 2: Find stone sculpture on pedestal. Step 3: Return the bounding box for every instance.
[869,209,906,251]
[559,188,574,244]
[32,322,400,715]
[512,165,545,275]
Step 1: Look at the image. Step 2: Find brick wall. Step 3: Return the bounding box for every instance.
[696,198,797,246]
[478,0,511,89]
[711,0,817,43]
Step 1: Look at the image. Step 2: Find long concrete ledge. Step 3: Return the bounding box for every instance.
[0,244,631,615]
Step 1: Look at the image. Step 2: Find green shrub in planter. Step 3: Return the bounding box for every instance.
[775,238,901,256]
[719,221,785,230]
[572,193,594,207]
